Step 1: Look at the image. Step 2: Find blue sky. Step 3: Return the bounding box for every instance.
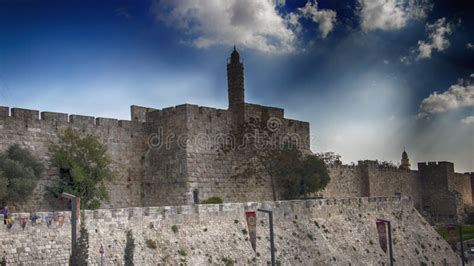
[0,0,473,171]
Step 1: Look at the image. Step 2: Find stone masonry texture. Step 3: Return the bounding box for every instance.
[0,49,472,224]
[0,198,459,265]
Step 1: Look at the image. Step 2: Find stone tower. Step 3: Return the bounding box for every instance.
[227,46,245,125]
[400,148,411,170]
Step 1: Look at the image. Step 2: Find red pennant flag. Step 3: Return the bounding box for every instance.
[376,220,388,253]
[245,210,257,252]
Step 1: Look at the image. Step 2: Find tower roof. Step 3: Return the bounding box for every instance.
[230,46,240,63]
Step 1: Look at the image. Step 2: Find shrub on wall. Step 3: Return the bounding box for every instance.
[273,147,330,200]
[0,144,44,207]
[124,230,135,266]
[49,128,113,209]
[200,196,223,204]
[70,223,89,265]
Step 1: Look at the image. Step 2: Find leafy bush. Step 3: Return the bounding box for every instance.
[0,144,44,206]
[171,225,178,233]
[49,128,113,209]
[178,249,187,256]
[200,197,223,204]
[70,223,89,265]
[222,257,234,266]
[465,212,474,225]
[145,239,157,249]
[124,230,135,266]
[273,148,330,200]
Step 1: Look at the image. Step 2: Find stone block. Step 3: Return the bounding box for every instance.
[96,117,118,127]
[11,108,39,120]
[0,106,9,117]
[69,114,95,125]
[41,112,68,123]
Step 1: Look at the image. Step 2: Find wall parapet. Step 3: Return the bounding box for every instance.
[1,197,408,232]
[0,211,71,233]
[0,105,140,130]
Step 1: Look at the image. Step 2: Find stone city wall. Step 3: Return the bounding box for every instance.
[450,172,473,206]
[364,162,423,209]
[185,104,274,204]
[322,164,369,198]
[0,106,147,212]
[0,198,458,265]
[0,211,71,264]
[142,104,190,206]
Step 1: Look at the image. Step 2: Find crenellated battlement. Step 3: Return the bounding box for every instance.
[357,160,409,172]
[418,161,454,167]
[0,106,139,131]
[0,197,407,233]
[418,162,455,175]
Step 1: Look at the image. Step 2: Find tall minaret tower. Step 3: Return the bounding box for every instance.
[400,148,411,170]
[227,46,245,125]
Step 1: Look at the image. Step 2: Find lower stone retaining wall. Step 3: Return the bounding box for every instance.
[0,211,71,264]
[0,197,459,265]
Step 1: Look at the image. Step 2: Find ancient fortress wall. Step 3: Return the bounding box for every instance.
[184,104,275,204]
[142,104,190,206]
[0,211,71,264]
[450,172,472,206]
[322,165,368,198]
[323,160,473,223]
[0,102,310,210]
[418,162,463,222]
[364,163,423,209]
[0,106,147,212]
[323,162,422,207]
[0,198,458,265]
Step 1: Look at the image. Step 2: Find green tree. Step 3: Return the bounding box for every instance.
[0,144,44,206]
[49,128,112,209]
[70,222,89,265]
[271,147,330,200]
[124,230,135,266]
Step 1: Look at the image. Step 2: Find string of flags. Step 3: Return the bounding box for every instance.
[2,212,67,230]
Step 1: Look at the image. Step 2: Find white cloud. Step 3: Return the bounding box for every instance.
[152,0,337,53]
[151,0,297,54]
[461,116,474,125]
[358,0,432,31]
[417,18,454,59]
[467,43,474,50]
[419,81,474,115]
[296,1,337,38]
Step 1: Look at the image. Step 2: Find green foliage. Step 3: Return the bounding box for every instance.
[0,144,44,206]
[222,257,234,266]
[0,172,8,200]
[465,212,474,224]
[178,249,187,256]
[436,225,474,242]
[272,148,330,200]
[171,225,179,233]
[49,128,112,209]
[145,239,157,249]
[315,152,342,166]
[70,223,89,265]
[200,196,223,204]
[124,230,135,266]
